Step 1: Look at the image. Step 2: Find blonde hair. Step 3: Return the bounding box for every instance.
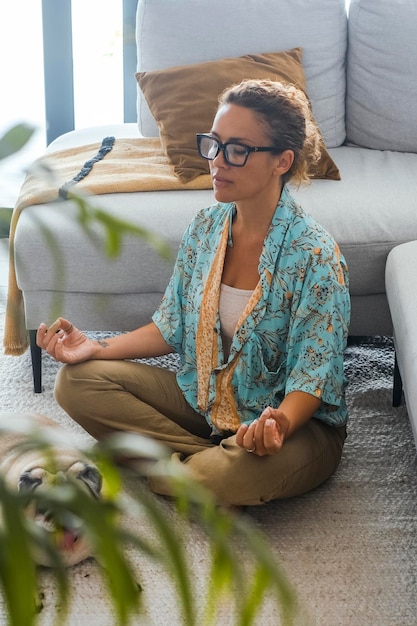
[218,79,322,186]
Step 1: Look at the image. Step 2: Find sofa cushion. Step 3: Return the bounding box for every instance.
[136,0,347,148]
[291,146,417,301]
[136,48,340,183]
[346,0,417,151]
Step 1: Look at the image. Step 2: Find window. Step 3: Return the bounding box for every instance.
[0,1,45,208]
[0,0,124,208]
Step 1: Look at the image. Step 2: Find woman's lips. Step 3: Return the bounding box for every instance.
[212,174,232,188]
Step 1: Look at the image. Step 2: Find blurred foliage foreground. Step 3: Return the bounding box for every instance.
[0,124,35,236]
[0,421,298,626]
[0,125,298,625]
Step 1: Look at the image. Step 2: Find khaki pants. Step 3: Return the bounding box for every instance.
[55,360,346,506]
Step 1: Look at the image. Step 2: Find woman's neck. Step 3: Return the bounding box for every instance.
[233,184,283,238]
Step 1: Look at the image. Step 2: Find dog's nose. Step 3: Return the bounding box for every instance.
[53,470,66,485]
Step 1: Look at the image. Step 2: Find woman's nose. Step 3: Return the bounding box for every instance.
[212,147,227,166]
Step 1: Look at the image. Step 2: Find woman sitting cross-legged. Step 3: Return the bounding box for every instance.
[37,79,350,507]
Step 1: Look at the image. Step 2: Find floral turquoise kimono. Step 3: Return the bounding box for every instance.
[153,185,350,435]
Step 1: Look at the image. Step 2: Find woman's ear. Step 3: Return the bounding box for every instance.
[274,150,294,176]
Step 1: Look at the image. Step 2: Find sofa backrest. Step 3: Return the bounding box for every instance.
[346,0,417,151]
[136,0,347,148]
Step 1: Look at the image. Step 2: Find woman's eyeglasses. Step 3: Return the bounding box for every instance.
[196,133,277,167]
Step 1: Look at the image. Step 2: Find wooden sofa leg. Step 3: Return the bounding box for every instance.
[29,330,42,393]
[392,354,403,407]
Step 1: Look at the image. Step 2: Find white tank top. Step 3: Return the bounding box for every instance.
[219,283,253,357]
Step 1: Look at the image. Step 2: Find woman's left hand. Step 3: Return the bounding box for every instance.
[236,406,290,456]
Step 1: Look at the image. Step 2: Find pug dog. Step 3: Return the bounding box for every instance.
[0,413,103,567]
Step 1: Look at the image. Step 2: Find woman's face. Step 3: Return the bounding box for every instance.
[208,103,288,208]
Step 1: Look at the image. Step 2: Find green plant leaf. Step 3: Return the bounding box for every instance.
[24,480,142,626]
[0,208,12,237]
[1,117,298,626]
[0,428,298,626]
[0,478,46,626]
[67,191,173,261]
[131,480,196,626]
[0,124,35,160]
[75,493,141,625]
[166,471,298,625]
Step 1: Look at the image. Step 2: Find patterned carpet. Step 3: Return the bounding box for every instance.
[1,308,417,625]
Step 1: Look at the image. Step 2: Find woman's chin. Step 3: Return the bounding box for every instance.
[213,186,233,204]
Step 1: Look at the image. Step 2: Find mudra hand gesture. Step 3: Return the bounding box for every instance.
[236,407,290,456]
[37,318,96,364]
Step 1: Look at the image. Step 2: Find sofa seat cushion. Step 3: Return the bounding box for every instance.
[14,189,213,298]
[13,185,212,332]
[292,146,417,298]
[15,142,417,304]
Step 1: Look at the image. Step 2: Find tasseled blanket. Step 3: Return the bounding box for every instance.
[4,136,212,355]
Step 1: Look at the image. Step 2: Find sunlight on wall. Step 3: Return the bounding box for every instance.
[71,0,123,128]
[0,1,45,135]
[0,0,45,208]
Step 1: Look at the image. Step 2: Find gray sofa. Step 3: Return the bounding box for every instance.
[386,242,417,451]
[11,0,417,392]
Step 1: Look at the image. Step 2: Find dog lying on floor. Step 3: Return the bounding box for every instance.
[0,413,103,567]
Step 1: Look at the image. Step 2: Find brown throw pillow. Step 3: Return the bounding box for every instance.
[136,48,340,183]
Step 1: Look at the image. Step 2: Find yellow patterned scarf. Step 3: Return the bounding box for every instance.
[196,214,267,433]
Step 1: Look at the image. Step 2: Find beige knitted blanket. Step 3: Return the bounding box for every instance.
[4,136,212,355]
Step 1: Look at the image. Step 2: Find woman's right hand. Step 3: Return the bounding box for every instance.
[36,317,98,364]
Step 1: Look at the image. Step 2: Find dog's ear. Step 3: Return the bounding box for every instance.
[18,470,43,493]
[77,464,102,498]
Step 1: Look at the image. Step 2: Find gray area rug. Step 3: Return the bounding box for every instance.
[1,303,416,625]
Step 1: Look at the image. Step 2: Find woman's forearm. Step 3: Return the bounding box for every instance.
[92,322,173,360]
[278,390,322,438]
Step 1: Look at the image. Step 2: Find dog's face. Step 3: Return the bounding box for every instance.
[17,457,102,567]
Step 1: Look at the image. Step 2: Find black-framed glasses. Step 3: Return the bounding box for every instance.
[196,133,277,167]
